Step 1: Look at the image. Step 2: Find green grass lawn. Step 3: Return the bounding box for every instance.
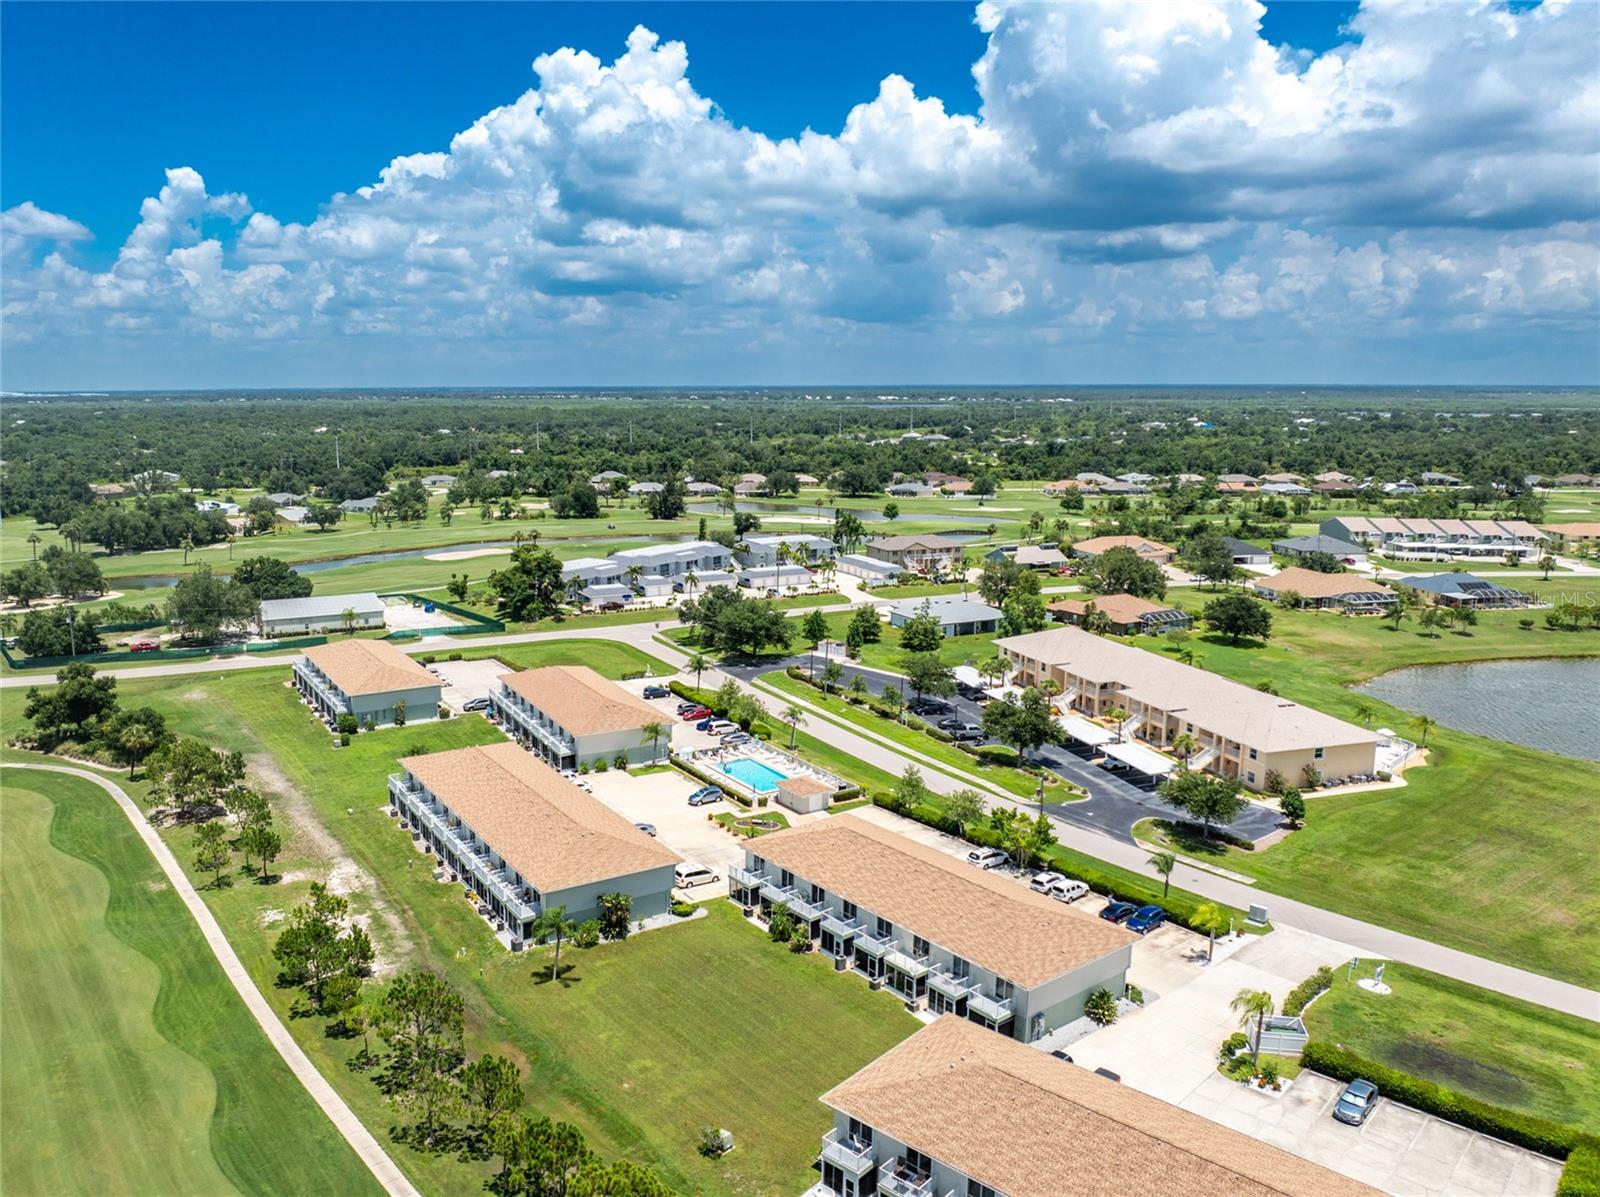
[1126,608,1600,986]
[1303,961,1600,1135]
[667,609,1003,674]
[419,637,674,678]
[0,768,383,1197]
[759,670,1079,802]
[2,671,915,1195]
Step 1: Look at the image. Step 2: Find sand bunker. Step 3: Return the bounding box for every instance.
[425,547,513,561]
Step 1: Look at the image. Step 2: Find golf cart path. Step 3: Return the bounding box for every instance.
[2,762,422,1197]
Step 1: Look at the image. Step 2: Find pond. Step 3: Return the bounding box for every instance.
[1355,656,1600,762]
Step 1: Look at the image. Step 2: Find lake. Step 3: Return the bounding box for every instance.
[1356,657,1600,761]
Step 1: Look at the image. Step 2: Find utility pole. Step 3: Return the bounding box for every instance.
[334,433,341,470]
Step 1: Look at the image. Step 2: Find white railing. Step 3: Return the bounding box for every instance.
[819,1128,876,1174]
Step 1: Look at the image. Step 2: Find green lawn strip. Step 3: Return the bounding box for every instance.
[1302,961,1600,1136]
[1122,609,1600,986]
[0,768,383,1197]
[417,637,674,678]
[666,611,1003,674]
[758,670,1077,802]
[5,672,917,1195]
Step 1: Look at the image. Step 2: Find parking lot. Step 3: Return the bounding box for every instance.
[383,597,470,632]
[609,676,724,754]
[580,767,747,899]
[425,656,510,711]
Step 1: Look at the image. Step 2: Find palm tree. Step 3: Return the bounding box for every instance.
[341,607,357,636]
[180,534,195,565]
[119,721,158,778]
[684,570,699,595]
[1353,701,1376,728]
[1170,732,1198,770]
[1410,714,1437,748]
[26,532,40,561]
[1148,850,1176,897]
[1230,989,1276,1067]
[1194,902,1229,962]
[532,905,578,982]
[1539,553,1556,581]
[978,655,1010,690]
[640,721,668,764]
[626,564,643,595]
[687,652,709,691]
[1104,704,1129,742]
[783,704,806,748]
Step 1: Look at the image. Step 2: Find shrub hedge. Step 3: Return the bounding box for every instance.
[1300,1041,1598,1166]
[1560,1145,1600,1197]
[1282,965,1334,1016]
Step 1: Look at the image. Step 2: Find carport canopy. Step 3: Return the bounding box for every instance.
[952,666,986,689]
[1058,713,1114,746]
[1103,740,1177,776]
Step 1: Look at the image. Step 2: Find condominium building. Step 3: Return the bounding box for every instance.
[734,534,837,568]
[997,626,1376,790]
[813,1016,1377,1197]
[608,539,733,580]
[864,535,963,574]
[887,597,1001,637]
[490,666,668,770]
[1541,522,1600,550]
[729,816,1135,1042]
[292,639,440,728]
[388,742,679,943]
[1320,516,1546,561]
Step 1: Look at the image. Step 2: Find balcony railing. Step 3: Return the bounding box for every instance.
[854,932,894,958]
[967,990,1016,1024]
[495,701,576,755]
[878,1160,937,1197]
[884,947,931,977]
[928,969,974,1001]
[785,893,827,922]
[819,1128,876,1175]
[295,663,350,713]
[729,864,765,889]
[821,913,860,940]
[760,881,791,905]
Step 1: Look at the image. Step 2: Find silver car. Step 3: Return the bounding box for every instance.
[1333,1078,1379,1125]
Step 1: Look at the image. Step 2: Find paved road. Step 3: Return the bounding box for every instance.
[10,616,1598,1022]
[2,762,423,1197]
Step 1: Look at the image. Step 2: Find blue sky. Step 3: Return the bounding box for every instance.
[2,1,1594,388]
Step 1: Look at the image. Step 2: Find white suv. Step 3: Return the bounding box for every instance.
[1046,879,1090,904]
[1029,871,1067,893]
[967,847,1010,870]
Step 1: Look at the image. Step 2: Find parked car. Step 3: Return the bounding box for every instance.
[461,697,490,713]
[909,697,951,715]
[633,822,657,837]
[674,863,719,888]
[967,847,1010,870]
[598,601,626,612]
[128,639,159,652]
[721,732,753,746]
[695,716,716,730]
[951,727,987,743]
[682,706,712,721]
[642,685,671,699]
[676,700,700,713]
[1333,1079,1379,1126]
[1126,905,1167,934]
[1099,901,1138,923]
[1093,1067,1122,1083]
[1029,871,1067,893]
[687,785,724,807]
[1050,1049,1074,1063]
[707,719,739,736]
[937,716,965,730]
[1046,879,1090,904]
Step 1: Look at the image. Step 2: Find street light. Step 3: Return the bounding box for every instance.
[65,607,78,657]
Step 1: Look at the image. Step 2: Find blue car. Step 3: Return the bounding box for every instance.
[687,785,724,807]
[1099,901,1138,924]
[1126,905,1167,934]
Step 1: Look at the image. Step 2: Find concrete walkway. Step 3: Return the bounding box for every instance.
[2,762,422,1197]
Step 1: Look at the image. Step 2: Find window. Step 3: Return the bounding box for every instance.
[1247,771,1257,785]
[994,977,1014,1000]
[904,1148,933,1174]
[1248,747,1258,761]
[842,900,857,921]
[913,935,930,957]
[950,956,970,979]
[811,883,826,904]
[780,869,794,888]
[848,1118,873,1146]
[1314,746,1325,760]
[968,1182,1000,1197]
[876,916,892,938]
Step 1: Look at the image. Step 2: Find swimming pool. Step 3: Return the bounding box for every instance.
[718,757,790,793]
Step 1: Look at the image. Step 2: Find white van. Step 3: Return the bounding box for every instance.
[675,863,719,888]
[708,720,739,736]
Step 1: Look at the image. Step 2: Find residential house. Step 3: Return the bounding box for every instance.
[588,470,626,490]
[677,570,738,594]
[490,666,669,771]
[338,496,380,515]
[985,544,1067,570]
[419,474,457,487]
[733,480,769,497]
[1272,534,1367,566]
[276,505,311,525]
[1314,470,1357,485]
[685,480,724,496]
[812,1016,1378,1197]
[1070,535,1175,565]
[89,483,128,499]
[886,482,935,499]
[1220,536,1271,566]
[1260,481,1311,496]
[1395,574,1533,609]
[262,491,304,506]
[794,473,821,486]
[196,499,240,515]
[1173,472,1207,485]
[1075,472,1115,486]
[997,626,1378,789]
[1040,479,1088,494]
[1419,471,1463,486]
[628,481,664,497]
[735,534,837,569]
[260,592,385,636]
[1382,480,1421,495]
[1047,594,1192,636]
[293,639,440,728]
[1261,472,1304,484]
[864,535,962,575]
[1116,472,1153,484]
[1217,472,1260,487]
[388,742,679,945]
[729,816,1135,1041]
[888,597,1001,637]
[1098,480,1148,496]
[1320,516,1546,561]
[1251,568,1396,612]
[1550,473,1595,487]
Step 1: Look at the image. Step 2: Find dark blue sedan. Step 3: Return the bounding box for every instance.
[1099,901,1139,923]
[1126,905,1167,934]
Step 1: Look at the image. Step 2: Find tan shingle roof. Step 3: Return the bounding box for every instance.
[301,639,440,697]
[1072,535,1174,557]
[868,534,961,551]
[822,1017,1379,1197]
[399,742,679,892]
[1252,568,1394,600]
[499,666,665,737]
[997,626,1376,753]
[1048,593,1177,625]
[776,775,834,798]
[749,816,1134,987]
